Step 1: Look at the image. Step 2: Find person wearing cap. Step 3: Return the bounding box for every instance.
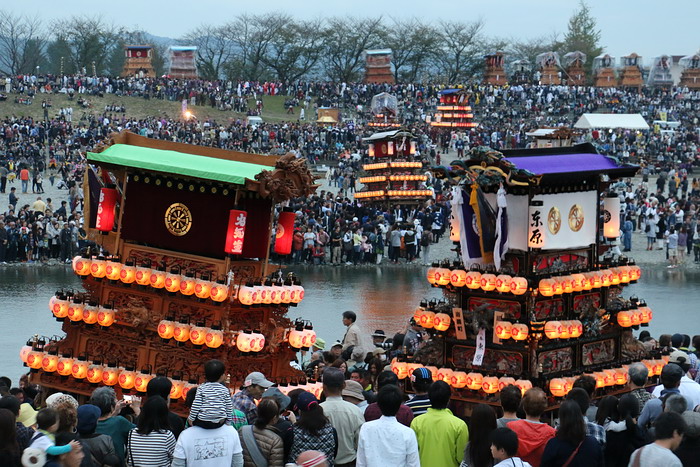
[371,331,386,348]
[320,368,364,467]
[674,410,700,466]
[364,371,414,427]
[357,385,420,467]
[262,387,294,461]
[651,350,700,410]
[629,411,686,467]
[341,311,361,352]
[75,404,119,467]
[638,363,690,431]
[406,367,433,417]
[342,380,368,414]
[17,402,37,428]
[289,391,337,465]
[313,338,326,353]
[232,371,274,425]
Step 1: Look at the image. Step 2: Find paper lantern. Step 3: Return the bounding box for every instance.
[433,313,452,332]
[426,265,438,285]
[630,309,642,326]
[465,270,482,289]
[288,328,304,349]
[86,363,104,384]
[119,261,136,284]
[450,269,467,288]
[480,273,497,291]
[591,270,603,288]
[450,371,468,389]
[642,360,655,375]
[435,267,451,286]
[559,321,571,339]
[614,369,628,385]
[254,284,266,305]
[569,320,583,338]
[67,301,84,322]
[102,365,120,386]
[511,323,529,341]
[271,284,284,304]
[482,376,499,394]
[550,378,567,397]
[466,372,483,390]
[274,210,295,255]
[544,321,562,339]
[495,321,513,340]
[105,260,122,281]
[499,377,516,391]
[619,266,631,284]
[173,322,191,342]
[238,284,256,305]
[496,275,512,294]
[639,307,652,324]
[515,379,533,395]
[510,277,528,295]
[181,382,197,400]
[52,297,69,319]
[581,272,594,291]
[96,187,118,232]
[135,264,152,286]
[189,324,208,346]
[164,269,181,293]
[571,274,585,292]
[538,278,555,297]
[560,275,574,294]
[563,377,576,394]
[150,268,167,289]
[72,256,91,276]
[552,277,563,295]
[82,304,99,325]
[56,356,75,376]
[41,353,59,373]
[179,274,196,296]
[119,368,136,389]
[301,328,317,348]
[603,369,616,387]
[49,294,58,313]
[97,305,115,327]
[603,193,621,240]
[437,368,454,383]
[90,258,107,279]
[419,311,435,329]
[279,285,291,304]
[390,360,409,379]
[224,209,248,255]
[194,278,212,300]
[594,372,606,388]
[629,264,642,282]
[610,268,622,286]
[528,201,545,249]
[601,269,612,287]
[157,318,176,339]
[617,311,633,327]
[19,345,32,364]
[134,372,154,393]
[71,358,89,379]
[169,379,185,399]
[250,332,266,352]
[261,283,273,305]
[205,328,224,349]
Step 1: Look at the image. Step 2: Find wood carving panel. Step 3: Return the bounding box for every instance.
[538,347,573,374]
[451,345,525,375]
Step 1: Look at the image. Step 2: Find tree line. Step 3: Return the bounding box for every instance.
[0,2,603,83]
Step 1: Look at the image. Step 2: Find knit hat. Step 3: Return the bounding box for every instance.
[295,391,319,412]
[46,393,79,410]
[76,404,101,435]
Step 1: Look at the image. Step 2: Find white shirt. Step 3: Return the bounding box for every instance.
[173,425,242,467]
[356,415,419,467]
[652,375,700,409]
[494,458,532,467]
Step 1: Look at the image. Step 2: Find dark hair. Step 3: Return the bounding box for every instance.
[36,407,59,431]
[184,386,197,408]
[557,400,586,444]
[618,394,640,431]
[0,396,21,416]
[664,394,688,414]
[391,334,405,351]
[0,408,18,454]
[659,334,672,348]
[8,388,24,399]
[377,371,398,390]
[468,404,497,467]
[693,335,700,351]
[412,376,432,393]
[500,385,522,414]
[490,427,519,457]
[322,368,346,390]
[683,335,691,347]
[565,388,589,417]
[296,400,329,436]
[54,402,78,433]
[0,377,10,389]
[254,398,279,429]
[137,395,170,435]
[342,311,357,322]
[522,388,547,417]
[428,381,451,409]
[595,395,619,427]
[573,375,596,397]
[204,360,225,382]
[377,385,403,417]
[147,377,173,399]
[654,411,687,440]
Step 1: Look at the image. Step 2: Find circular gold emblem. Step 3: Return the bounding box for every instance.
[164,203,192,236]
[548,207,561,235]
[568,204,584,232]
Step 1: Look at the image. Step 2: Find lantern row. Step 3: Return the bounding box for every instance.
[617,306,653,327]
[354,190,433,199]
[363,162,424,171]
[367,141,417,157]
[358,175,428,184]
[49,294,116,327]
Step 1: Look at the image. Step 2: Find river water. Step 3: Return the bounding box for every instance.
[1,263,699,384]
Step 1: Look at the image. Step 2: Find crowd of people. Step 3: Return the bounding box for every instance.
[4,325,700,466]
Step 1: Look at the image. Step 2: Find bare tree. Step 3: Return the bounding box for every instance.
[508,35,561,66]
[385,18,440,83]
[183,24,235,80]
[433,19,485,83]
[0,11,46,75]
[260,18,324,83]
[51,16,121,75]
[320,17,385,82]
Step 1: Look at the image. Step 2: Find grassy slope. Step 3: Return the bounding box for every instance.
[0,93,298,123]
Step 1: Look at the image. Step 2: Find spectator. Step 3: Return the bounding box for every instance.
[238,398,284,467]
[490,427,532,467]
[629,411,686,467]
[0,408,20,466]
[0,395,34,452]
[596,394,645,467]
[173,418,244,467]
[639,363,688,430]
[572,375,598,421]
[341,311,361,352]
[320,367,364,467]
[188,359,233,428]
[126,396,176,467]
[565,388,606,447]
[232,372,274,425]
[652,351,700,410]
[75,404,119,467]
[541,400,603,467]
[506,388,555,467]
[356,385,419,467]
[342,380,369,414]
[90,386,136,464]
[289,391,337,465]
[461,403,497,467]
[146,376,185,439]
[674,411,700,466]
[628,362,656,413]
[364,371,414,426]
[497,385,522,428]
[410,380,469,467]
[405,367,432,416]
[261,387,294,462]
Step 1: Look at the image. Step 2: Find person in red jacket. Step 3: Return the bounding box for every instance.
[19,168,29,194]
[506,388,555,467]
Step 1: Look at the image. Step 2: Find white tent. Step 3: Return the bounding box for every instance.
[574,113,649,130]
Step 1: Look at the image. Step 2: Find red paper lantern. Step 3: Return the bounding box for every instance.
[102,365,121,386]
[164,269,181,293]
[510,277,528,295]
[480,273,497,291]
[465,271,482,289]
[41,353,59,373]
[72,256,91,276]
[135,264,152,286]
[189,324,208,346]
[150,268,167,289]
[419,311,435,329]
[617,311,633,327]
[209,281,229,302]
[71,358,89,379]
[550,378,567,397]
[194,278,212,300]
[433,313,451,332]
[495,321,512,340]
[170,380,185,399]
[511,324,529,341]
[96,188,118,232]
[173,322,191,342]
[538,278,555,297]
[205,328,224,349]
[90,258,107,278]
[482,376,499,394]
[86,362,104,384]
[82,304,99,325]
[97,306,115,327]
[450,269,467,288]
[67,301,84,322]
[105,260,122,281]
[466,372,483,390]
[134,372,154,393]
[19,345,32,364]
[119,368,136,389]
[515,379,533,395]
[238,332,255,352]
[224,210,247,255]
[498,376,516,391]
[120,261,136,284]
[180,274,196,296]
[274,211,295,255]
[56,356,75,376]
[250,332,266,352]
[52,296,69,319]
[496,275,512,293]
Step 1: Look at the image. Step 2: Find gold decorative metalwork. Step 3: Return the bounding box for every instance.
[164,203,192,236]
[548,207,561,234]
[568,204,584,232]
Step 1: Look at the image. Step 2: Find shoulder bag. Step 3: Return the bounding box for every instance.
[241,425,269,467]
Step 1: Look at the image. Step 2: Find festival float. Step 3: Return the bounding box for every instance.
[122,45,156,78]
[680,54,700,89]
[618,53,644,89]
[536,52,561,85]
[563,52,587,86]
[20,131,320,412]
[367,92,400,129]
[593,54,616,88]
[646,55,674,88]
[393,144,660,413]
[484,53,508,86]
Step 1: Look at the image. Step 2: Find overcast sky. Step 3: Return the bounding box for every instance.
[10,0,699,62]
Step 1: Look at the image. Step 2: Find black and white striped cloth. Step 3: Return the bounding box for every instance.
[126,429,176,467]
